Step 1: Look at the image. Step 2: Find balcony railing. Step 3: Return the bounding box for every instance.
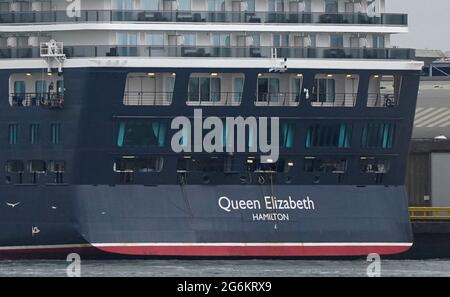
[367,93,398,107]
[10,92,64,108]
[255,92,300,106]
[310,93,357,107]
[0,46,415,60]
[187,92,242,106]
[0,10,408,25]
[123,91,173,106]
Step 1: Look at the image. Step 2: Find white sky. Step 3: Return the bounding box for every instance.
[387,0,450,51]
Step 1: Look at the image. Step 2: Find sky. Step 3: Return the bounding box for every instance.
[387,0,450,52]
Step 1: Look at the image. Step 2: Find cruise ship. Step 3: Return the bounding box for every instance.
[0,0,423,258]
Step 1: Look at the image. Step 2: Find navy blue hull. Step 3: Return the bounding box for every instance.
[0,185,412,257]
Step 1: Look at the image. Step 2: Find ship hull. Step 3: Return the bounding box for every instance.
[0,185,412,258]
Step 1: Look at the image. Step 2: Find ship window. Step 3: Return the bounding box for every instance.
[147,33,165,47]
[281,122,296,148]
[28,160,46,184]
[117,120,167,147]
[49,161,65,184]
[368,75,402,107]
[291,77,303,103]
[188,76,221,103]
[5,160,24,185]
[35,80,47,101]
[304,158,347,174]
[183,33,196,46]
[305,123,352,148]
[178,0,192,10]
[361,123,396,149]
[29,160,46,173]
[177,157,226,173]
[234,77,244,103]
[51,123,62,145]
[257,77,280,103]
[13,81,25,98]
[313,78,335,103]
[325,0,338,13]
[246,158,291,173]
[6,160,24,173]
[124,73,174,106]
[114,157,164,173]
[360,157,391,174]
[8,124,18,145]
[29,123,39,145]
[142,0,162,10]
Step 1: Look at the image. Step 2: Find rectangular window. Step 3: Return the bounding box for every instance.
[8,124,18,145]
[14,81,25,94]
[281,122,295,148]
[5,160,24,184]
[147,33,165,47]
[361,123,396,149]
[142,0,161,10]
[306,123,352,148]
[188,77,221,103]
[28,160,46,184]
[114,157,164,173]
[178,0,191,10]
[360,157,391,174]
[183,33,196,46]
[51,123,62,145]
[292,77,303,102]
[234,77,244,103]
[313,78,336,103]
[304,158,347,174]
[49,160,65,184]
[29,123,39,145]
[257,77,280,102]
[117,120,167,147]
[330,34,343,48]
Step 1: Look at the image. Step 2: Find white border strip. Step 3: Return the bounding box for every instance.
[0,57,424,71]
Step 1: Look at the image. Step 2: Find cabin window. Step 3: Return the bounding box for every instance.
[368,75,402,107]
[35,80,47,102]
[178,0,191,10]
[234,77,244,103]
[246,158,292,173]
[5,160,24,184]
[188,77,221,103]
[257,77,280,103]
[281,122,295,148]
[49,161,65,184]
[313,78,336,103]
[361,123,396,149]
[306,123,352,148]
[51,123,62,145]
[114,157,164,173]
[8,124,18,145]
[29,123,39,145]
[177,157,227,173]
[14,81,25,95]
[28,160,46,184]
[117,120,167,147]
[304,158,347,174]
[360,157,391,174]
[291,77,303,102]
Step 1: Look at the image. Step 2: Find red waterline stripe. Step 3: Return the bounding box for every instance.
[94,245,412,257]
[0,244,412,257]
